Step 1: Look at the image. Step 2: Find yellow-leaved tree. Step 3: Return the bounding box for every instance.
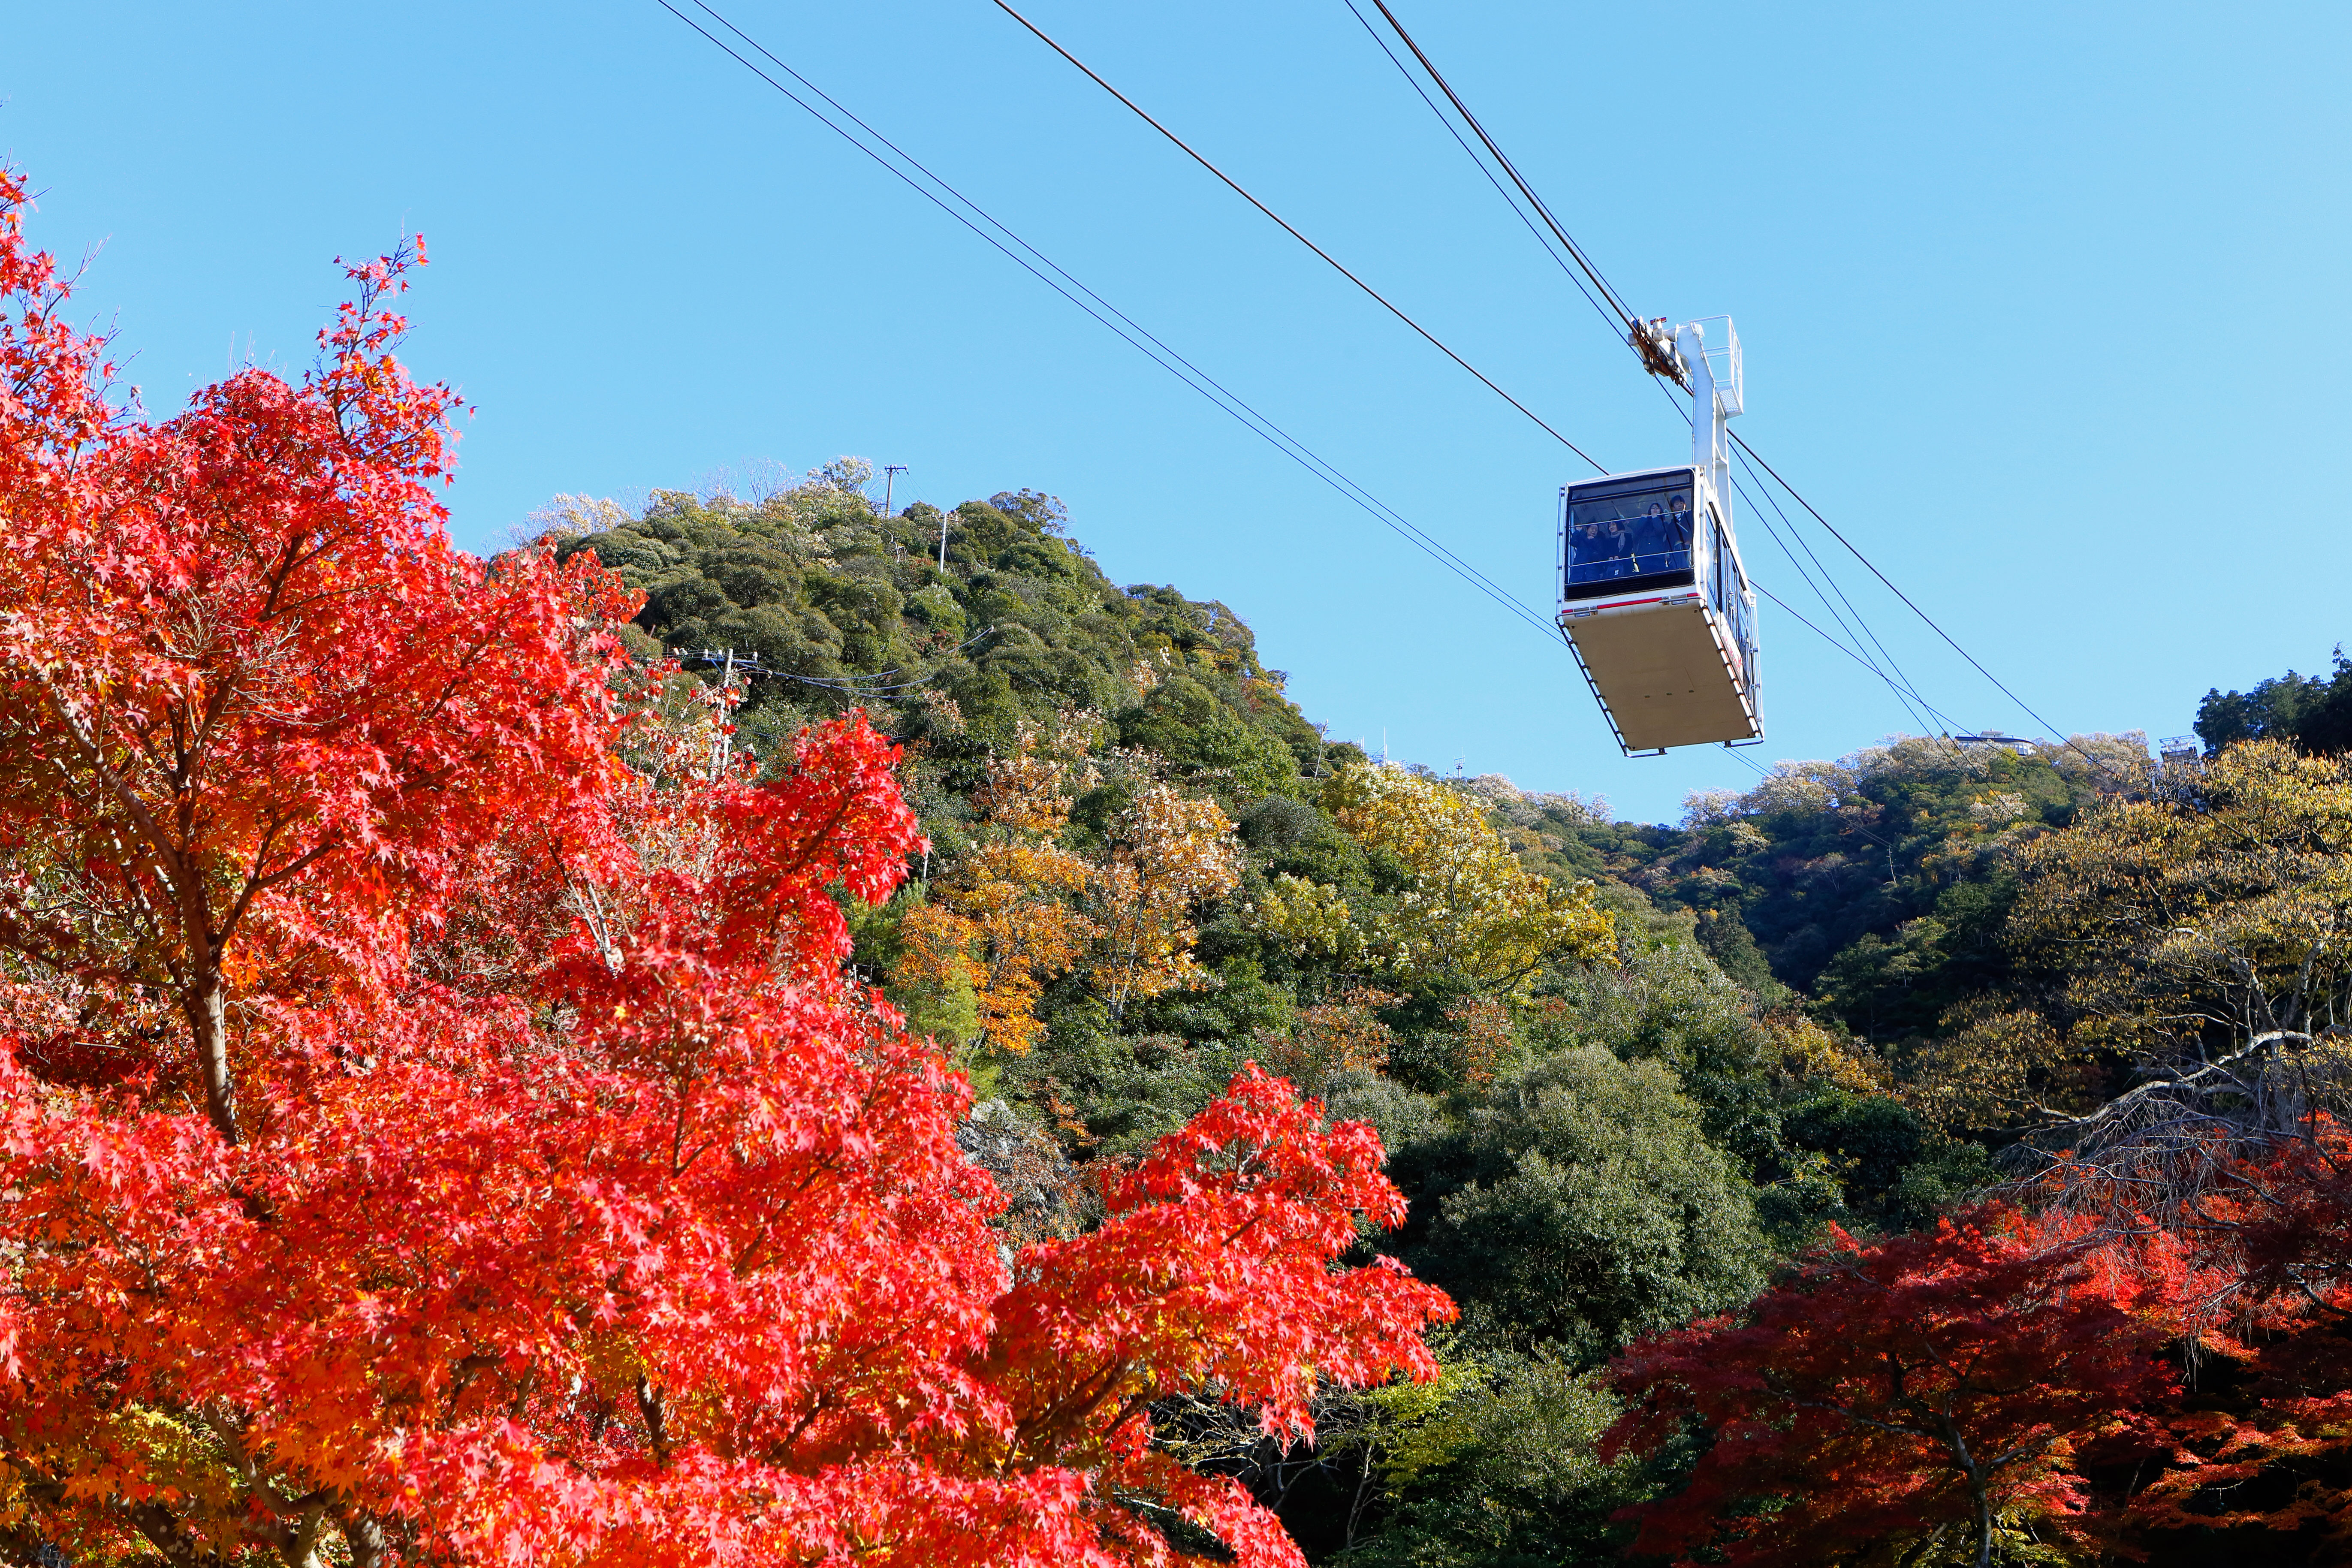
[1085,784,1244,1021]
[896,717,1099,1055]
[1908,739,2352,1137]
[1250,764,1613,992]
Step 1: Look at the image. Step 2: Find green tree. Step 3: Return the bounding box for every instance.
[1516,735,2146,1015]
[2197,649,2352,755]
[1393,1047,1769,1363]
[1336,1352,1660,1568]
[1528,943,1785,1169]
[1119,672,1301,802]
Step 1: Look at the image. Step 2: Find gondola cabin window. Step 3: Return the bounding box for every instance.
[1710,506,1728,613]
[1563,472,1700,599]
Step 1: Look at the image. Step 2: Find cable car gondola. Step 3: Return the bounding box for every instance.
[1557,317,1761,754]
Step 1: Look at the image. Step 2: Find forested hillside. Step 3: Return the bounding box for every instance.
[548,465,2352,1565]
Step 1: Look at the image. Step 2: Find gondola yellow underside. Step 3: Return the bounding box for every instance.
[1564,604,1759,751]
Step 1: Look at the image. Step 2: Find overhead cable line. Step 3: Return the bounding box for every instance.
[1336,0,1625,344]
[1724,748,1773,783]
[1728,467,1950,734]
[1748,581,1939,732]
[986,0,1607,476]
[671,0,1913,775]
[1633,368,1945,732]
[1355,0,1640,334]
[1345,0,1959,729]
[678,643,975,697]
[1731,472,1928,729]
[1733,446,1936,727]
[653,0,1570,650]
[1731,477,1947,735]
[1727,433,2135,787]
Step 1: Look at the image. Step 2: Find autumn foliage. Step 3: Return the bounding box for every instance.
[1605,1208,2182,1566]
[897,716,1246,1055]
[0,167,1450,1567]
[896,718,1104,1055]
[1606,1128,2352,1567]
[2124,1121,2352,1552]
[1246,763,1613,996]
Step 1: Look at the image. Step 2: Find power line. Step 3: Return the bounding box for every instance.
[1037,0,1960,744]
[1732,478,1943,735]
[1728,470,1950,735]
[986,0,1607,475]
[677,626,1003,697]
[980,0,1870,762]
[1346,0,1964,736]
[662,0,1806,783]
[1750,581,1935,729]
[984,0,1976,765]
[1732,446,1935,728]
[1725,433,2050,733]
[653,0,1569,652]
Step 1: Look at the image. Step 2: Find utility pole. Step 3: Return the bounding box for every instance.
[937,506,950,571]
[715,648,738,781]
[881,464,908,519]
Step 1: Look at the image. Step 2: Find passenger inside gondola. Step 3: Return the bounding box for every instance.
[1634,496,1695,573]
[1569,516,1610,585]
[1601,519,1635,577]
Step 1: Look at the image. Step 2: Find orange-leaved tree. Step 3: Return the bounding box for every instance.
[897,716,1099,1054]
[0,167,1450,1568]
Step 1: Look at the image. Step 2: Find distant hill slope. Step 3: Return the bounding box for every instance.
[558,479,1345,831]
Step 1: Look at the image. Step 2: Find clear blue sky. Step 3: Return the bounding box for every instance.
[7,1,2346,823]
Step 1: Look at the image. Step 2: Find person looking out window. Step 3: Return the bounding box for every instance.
[1602,518,1636,578]
[1569,516,1609,585]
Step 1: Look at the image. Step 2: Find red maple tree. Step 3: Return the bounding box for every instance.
[2121,1119,2352,1555]
[1604,1206,2182,1568]
[1601,1121,2352,1567]
[0,165,1450,1567]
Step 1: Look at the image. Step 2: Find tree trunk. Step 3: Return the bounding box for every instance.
[1936,1411,1996,1568]
[335,1509,389,1568]
[182,960,241,1146]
